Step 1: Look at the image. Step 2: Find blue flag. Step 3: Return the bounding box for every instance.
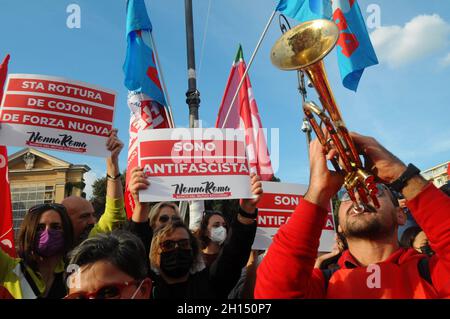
[123,0,166,106]
[276,0,331,21]
[276,0,378,91]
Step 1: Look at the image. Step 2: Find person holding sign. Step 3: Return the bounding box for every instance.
[127,167,262,299]
[255,133,450,299]
[61,129,127,245]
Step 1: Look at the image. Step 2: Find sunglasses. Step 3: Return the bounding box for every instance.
[64,280,140,299]
[159,239,191,252]
[29,203,67,215]
[337,184,386,202]
[158,214,181,223]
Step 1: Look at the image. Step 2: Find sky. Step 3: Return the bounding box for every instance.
[1,0,449,199]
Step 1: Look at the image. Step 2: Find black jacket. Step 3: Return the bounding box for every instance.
[125,207,257,299]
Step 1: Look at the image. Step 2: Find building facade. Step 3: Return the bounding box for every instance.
[421,161,449,188]
[8,148,90,236]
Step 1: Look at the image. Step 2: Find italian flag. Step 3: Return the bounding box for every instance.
[216,45,274,181]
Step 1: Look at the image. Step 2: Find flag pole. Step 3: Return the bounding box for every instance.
[184,0,201,129]
[149,32,176,128]
[181,0,201,222]
[221,10,277,128]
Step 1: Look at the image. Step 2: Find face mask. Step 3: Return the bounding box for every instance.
[35,229,65,257]
[160,249,193,279]
[209,226,227,245]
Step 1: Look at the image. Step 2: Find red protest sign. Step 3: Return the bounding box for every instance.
[0,74,116,157]
[6,77,115,106]
[253,182,336,252]
[137,128,253,202]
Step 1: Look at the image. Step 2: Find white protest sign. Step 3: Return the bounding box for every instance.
[0,74,116,157]
[138,128,253,202]
[252,181,336,252]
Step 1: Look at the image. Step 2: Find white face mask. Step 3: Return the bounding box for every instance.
[209,226,227,245]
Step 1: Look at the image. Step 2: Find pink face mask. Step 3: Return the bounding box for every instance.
[35,228,65,257]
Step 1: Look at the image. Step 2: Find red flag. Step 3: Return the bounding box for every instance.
[0,54,16,257]
[0,146,15,257]
[216,46,274,181]
[0,54,10,102]
[124,92,172,217]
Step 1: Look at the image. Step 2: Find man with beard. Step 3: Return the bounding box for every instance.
[255,133,450,299]
[61,129,127,245]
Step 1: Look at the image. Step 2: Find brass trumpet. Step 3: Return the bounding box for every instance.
[270,19,380,208]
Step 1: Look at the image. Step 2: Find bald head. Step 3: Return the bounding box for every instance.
[62,196,96,244]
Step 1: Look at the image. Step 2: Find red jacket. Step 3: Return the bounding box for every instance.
[255,184,450,299]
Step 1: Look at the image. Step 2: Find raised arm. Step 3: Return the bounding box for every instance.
[106,128,124,199]
[90,129,126,236]
[351,132,450,297]
[122,166,153,258]
[255,140,342,299]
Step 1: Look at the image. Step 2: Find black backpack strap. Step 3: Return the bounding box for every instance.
[321,266,340,290]
[417,258,432,285]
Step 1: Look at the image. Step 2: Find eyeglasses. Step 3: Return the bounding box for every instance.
[64,280,140,299]
[29,203,67,215]
[158,214,182,223]
[159,239,191,252]
[337,184,386,202]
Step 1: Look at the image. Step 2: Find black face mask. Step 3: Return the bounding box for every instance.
[160,249,193,279]
[420,244,435,257]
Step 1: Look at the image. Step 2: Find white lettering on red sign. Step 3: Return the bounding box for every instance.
[274,195,300,206]
[173,141,216,152]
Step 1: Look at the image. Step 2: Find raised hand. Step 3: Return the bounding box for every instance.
[304,139,344,210]
[106,128,124,176]
[240,173,263,214]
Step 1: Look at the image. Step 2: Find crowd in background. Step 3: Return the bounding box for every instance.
[1,130,449,299]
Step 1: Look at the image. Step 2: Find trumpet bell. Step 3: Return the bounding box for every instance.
[270,19,339,70]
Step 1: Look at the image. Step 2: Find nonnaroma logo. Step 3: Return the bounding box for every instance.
[26,131,87,153]
[171,181,231,199]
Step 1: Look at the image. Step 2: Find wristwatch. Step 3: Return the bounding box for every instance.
[389,164,421,193]
[107,173,121,181]
[238,208,258,219]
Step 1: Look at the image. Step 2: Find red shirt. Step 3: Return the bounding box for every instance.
[255,184,450,299]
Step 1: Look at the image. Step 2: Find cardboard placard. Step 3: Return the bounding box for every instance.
[138,128,253,202]
[252,181,336,252]
[0,74,116,157]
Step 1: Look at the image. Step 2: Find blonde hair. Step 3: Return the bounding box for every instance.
[148,202,180,229]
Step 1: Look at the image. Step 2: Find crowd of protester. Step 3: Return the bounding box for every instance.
[0,129,449,299]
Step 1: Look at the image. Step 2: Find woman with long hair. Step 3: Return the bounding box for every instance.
[0,203,74,298]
